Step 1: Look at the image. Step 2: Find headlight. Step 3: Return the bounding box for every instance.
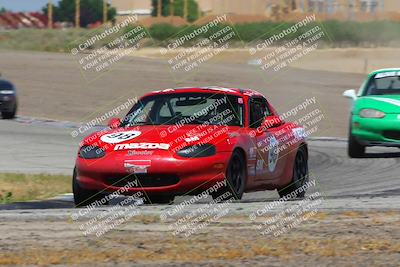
[176,144,216,158]
[359,109,385,118]
[0,90,14,95]
[79,145,105,159]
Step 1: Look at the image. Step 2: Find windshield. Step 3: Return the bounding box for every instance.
[364,72,400,96]
[0,81,14,90]
[122,93,244,127]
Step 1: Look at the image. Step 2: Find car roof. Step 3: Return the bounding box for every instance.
[369,68,400,76]
[147,86,263,97]
[0,79,14,89]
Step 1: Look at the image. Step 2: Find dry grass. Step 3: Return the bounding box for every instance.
[0,173,70,203]
[0,211,399,265]
[0,235,398,265]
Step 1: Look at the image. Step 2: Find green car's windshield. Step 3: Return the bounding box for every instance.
[364,72,400,96]
[121,92,244,127]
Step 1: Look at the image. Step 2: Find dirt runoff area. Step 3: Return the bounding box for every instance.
[0,210,399,266]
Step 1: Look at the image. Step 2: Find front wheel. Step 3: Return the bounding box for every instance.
[278,146,309,199]
[212,150,246,201]
[73,168,107,207]
[2,104,17,119]
[348,134,365,158]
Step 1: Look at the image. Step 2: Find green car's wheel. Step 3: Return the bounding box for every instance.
[348,126,365,158]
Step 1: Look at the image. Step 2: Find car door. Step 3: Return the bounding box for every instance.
[250,97,290,182]
[248,97,276,182]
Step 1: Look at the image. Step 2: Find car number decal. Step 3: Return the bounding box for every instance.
[100,131,141,144]
[268,136,279,172]
[292,128,306,140]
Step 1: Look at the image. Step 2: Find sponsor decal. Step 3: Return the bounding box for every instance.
[101,131,141,144]
[256,159,264,171]
[127,150,154,156]
[124,160,151,174]
[185,136,200,143]
[292,128,306,140]
[228,132,240,138]
[249,147,256,159]
[268,136,279,172]
[375,71,400,79]
[115,142,170,151]
[204,86,236,93]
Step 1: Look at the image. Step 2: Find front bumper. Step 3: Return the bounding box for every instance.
[75,150,231,195]
[351,114,400,146]
[0,95,16,112]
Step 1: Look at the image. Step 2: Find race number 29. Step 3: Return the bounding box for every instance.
[100,131,142,144]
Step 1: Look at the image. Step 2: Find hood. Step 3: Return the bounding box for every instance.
[82,124,238,152]
[354,95,400,114]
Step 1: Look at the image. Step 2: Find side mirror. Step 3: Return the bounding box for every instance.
[343,89,357,100]
[108,118,121,129]
[262,115,283,129]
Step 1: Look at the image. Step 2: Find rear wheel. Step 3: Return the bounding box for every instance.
[73,168,107,207]
[278,146,309,199]
[212,150,246,201]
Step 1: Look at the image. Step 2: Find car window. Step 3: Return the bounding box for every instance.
[125,99,156,125]
[0,81,14,90]
[159,101,173,117]
[249,97,270,128]
[364,72,400,95]
[122,93,244,127]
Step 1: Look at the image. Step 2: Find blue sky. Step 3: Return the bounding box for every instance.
[0,0,61,12]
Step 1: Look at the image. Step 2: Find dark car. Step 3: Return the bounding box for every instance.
[0,79,17,119]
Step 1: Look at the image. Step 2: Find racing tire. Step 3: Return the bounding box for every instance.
[212,150,246,201]
[278,146,309,199]
[73,168,107,208]
[348,134,365,158]
[2,104,17,119]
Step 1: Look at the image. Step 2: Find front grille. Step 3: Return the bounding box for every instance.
[106,174,180,188]
[383,131,400,140]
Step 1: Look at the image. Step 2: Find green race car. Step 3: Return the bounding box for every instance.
[343,68,400,158]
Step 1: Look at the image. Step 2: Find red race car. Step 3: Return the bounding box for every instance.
[73,87,309,206]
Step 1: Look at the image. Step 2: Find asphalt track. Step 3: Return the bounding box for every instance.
[1,51,399,266]
[1,117,400,210]
[0,50,398,209]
